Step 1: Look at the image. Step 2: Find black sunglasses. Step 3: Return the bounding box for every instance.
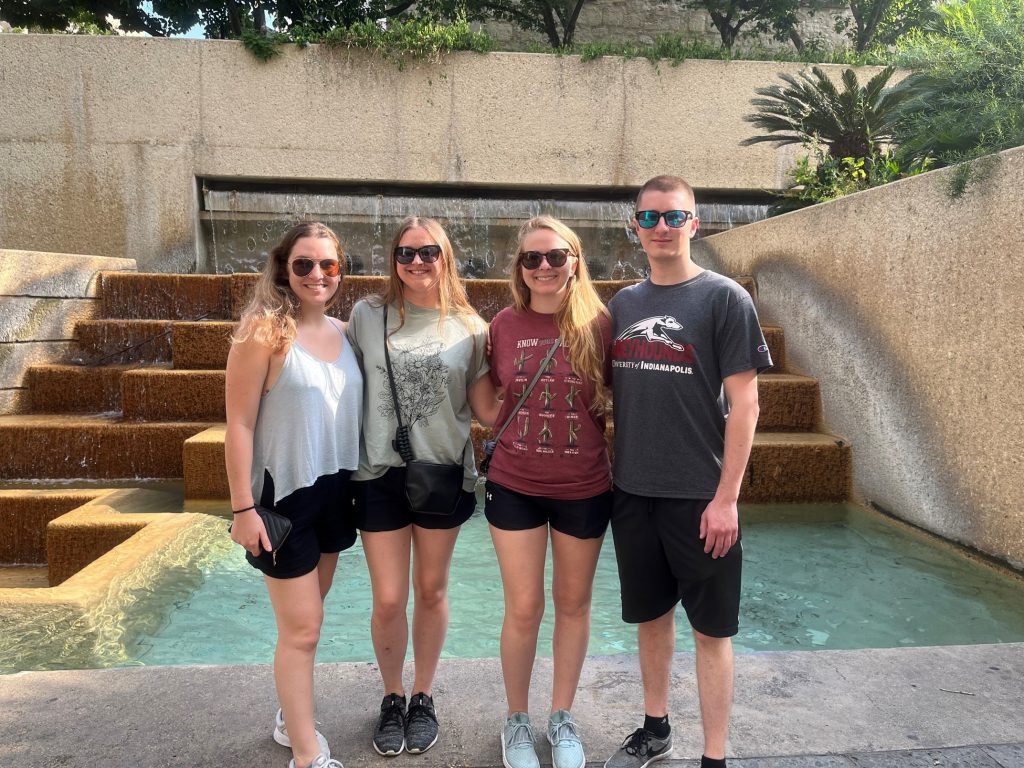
[635,210,695,229]
[289,258,341,277]
[394,245,442,264]
[519,249,572,270]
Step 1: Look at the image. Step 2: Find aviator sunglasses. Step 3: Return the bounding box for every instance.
[635,210,695,229]
[519,248,572,270]
[289,258,341,277]
[394,245,443,264]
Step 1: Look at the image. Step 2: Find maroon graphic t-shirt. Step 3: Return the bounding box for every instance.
[487,307,613,500]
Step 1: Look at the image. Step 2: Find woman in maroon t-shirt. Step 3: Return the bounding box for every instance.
[485,215,613,768]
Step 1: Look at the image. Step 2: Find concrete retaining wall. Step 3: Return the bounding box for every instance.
[0,250,136,414]
[694,146,1024,569]
[0,35,840,271]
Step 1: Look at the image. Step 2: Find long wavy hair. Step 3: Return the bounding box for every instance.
[378,216,480,335]
[510,215,610,412]
[233,221,345,350]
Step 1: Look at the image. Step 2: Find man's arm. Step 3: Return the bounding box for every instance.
[700,368,760,558]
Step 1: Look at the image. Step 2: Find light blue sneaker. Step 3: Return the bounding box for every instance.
[547,710,585,768]
[502,712,540,768]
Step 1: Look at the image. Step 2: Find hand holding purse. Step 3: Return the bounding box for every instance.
[229,503,293,567]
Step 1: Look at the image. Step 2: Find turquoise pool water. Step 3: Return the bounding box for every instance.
[5,501,1024,672]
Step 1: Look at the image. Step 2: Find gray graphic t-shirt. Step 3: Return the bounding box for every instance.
[609,271,773,499]
[347,299,490,491]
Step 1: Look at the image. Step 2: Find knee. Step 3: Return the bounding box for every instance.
[280,612,323,655]
[506,593,544,629]
[373,593,408,625]
[413,581,448,612]
[552,586,591,620]
[692,630,732,654]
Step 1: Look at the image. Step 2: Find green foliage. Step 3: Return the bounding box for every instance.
[240,24,291,60]
[742,65,909,159]
[891,0,1024,190]
[314,14,492,62]
[686,0,808,49]
[574,35,889,65]
[834,0,937,52]
[772,141,932,212]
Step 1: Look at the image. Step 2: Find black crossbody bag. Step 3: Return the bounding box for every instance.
[479,337,562,475]
[383,305,465,515]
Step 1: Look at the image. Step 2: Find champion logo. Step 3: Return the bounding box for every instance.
[757,344,769,353]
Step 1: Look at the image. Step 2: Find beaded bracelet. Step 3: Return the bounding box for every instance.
[232,505,256,515]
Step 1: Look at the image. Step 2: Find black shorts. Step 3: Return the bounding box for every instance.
[246,469,357,580]
[610,486,742,637]
[351,466,476,531]
[484,480,611,539]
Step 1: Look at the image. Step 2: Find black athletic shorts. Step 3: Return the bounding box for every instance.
[245,469,356,580]
[610,486,742,637]
[484,480,611,539]
[351,466,476,532]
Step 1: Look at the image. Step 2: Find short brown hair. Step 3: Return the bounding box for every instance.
[635,175,695,212]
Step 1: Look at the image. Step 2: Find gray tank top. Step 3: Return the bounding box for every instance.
[251,323,363,504]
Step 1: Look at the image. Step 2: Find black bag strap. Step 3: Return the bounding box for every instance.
[489,336,562,448]
[382,304,415,463]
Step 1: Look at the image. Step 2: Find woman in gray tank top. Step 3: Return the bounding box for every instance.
[225,222,361,768]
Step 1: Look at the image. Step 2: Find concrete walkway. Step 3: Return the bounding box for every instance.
[2,644,1022,767]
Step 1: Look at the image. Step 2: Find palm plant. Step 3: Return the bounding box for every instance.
[742,66,911,159]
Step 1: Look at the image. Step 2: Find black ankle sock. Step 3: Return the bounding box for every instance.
[701,757,726,768]
[643,714,670,739]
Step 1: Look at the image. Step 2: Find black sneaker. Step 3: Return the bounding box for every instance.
[405,692,439,754]
[373,693,407,756]
[603,728,673,768]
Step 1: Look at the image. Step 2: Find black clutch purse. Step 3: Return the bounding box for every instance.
[229,504,293,566]
[255,503,293,554]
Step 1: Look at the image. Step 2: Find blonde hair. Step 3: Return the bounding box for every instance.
[233,221,345,350]
[378,216,481,335]
[511,215,610,412]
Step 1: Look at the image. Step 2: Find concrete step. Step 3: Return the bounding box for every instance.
[25,364,138,413]
[120,369,225,420]
[0,415,213,480]
[73,319,173,364]
[183,425,849,502]
[100,273,233,321]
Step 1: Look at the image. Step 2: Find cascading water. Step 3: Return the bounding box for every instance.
[198,184,770,278]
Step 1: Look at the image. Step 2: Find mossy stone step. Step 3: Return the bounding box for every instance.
[118,368,814,427]
[165,320,785,375]
[26,364,140,413]
[100,273,232,321]
[120,369,225,420]
[0,415,212,480]
[0,489,107,565]
[73,319,173,364]
[184,426,848,502]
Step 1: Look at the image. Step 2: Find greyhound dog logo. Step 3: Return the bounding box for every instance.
[619,316,687,351]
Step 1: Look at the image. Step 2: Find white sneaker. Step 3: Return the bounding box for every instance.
[274,708,331,757]
[288,752,343,768]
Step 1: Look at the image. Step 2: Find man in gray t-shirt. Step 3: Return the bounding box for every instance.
[604,176,771,768]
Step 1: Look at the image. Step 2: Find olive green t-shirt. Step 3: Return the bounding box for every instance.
[346,299,490,491]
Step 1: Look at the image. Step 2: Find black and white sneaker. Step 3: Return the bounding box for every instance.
[405,692,439,754]
[603,728,673,768]
[373,694,407,756]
